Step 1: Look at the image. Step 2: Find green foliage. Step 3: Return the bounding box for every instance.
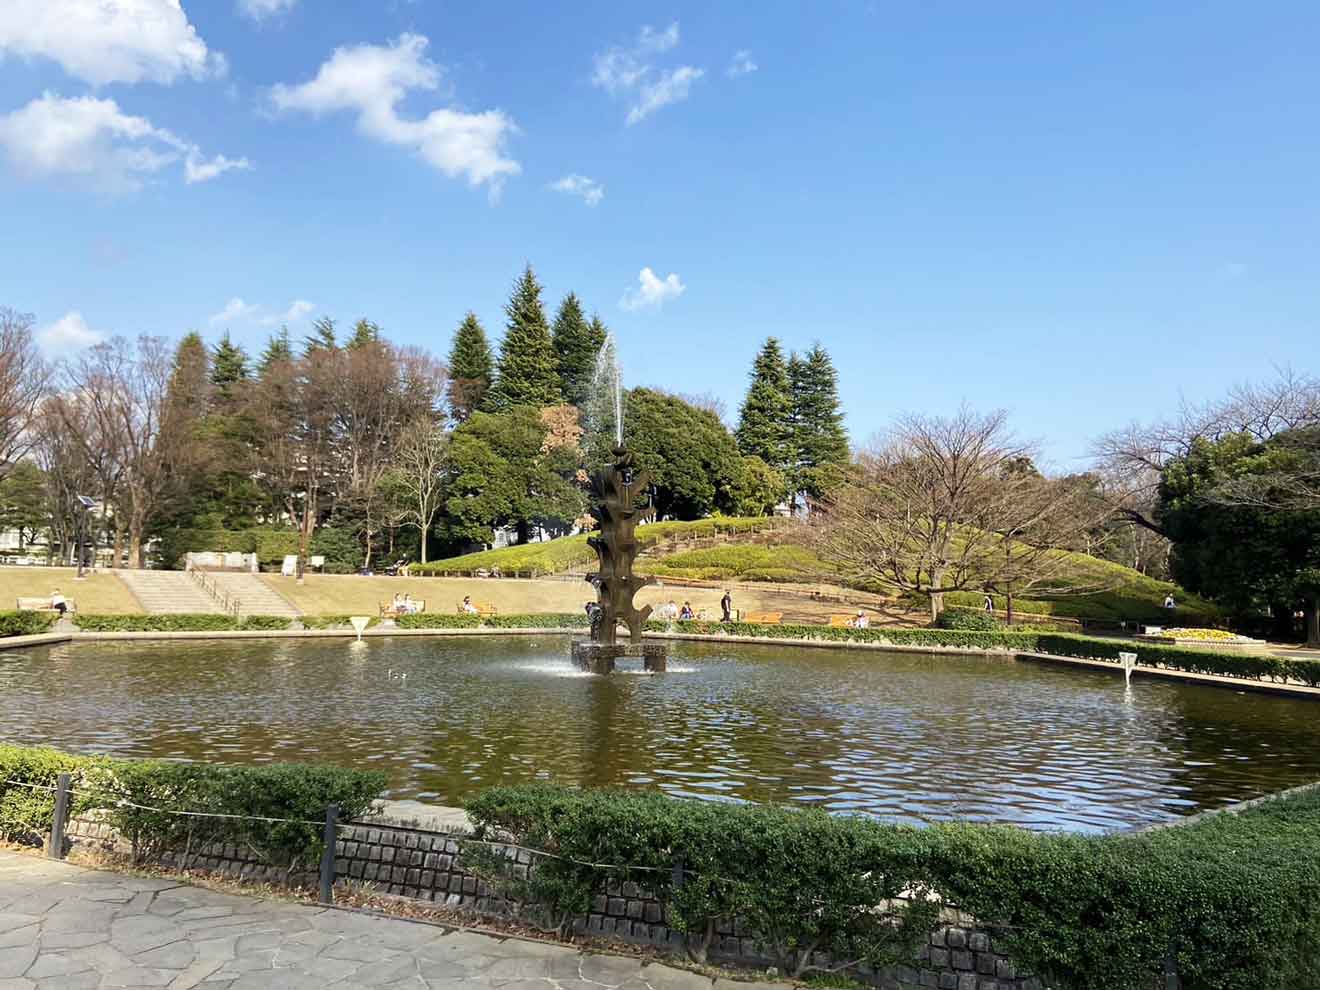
[468,782,1320,989]
[0,610,57,637]
[727,454,786,517]
[346,318,381,349]
[441,406,585,547]
[0,460,48,549]
[0,744,103,844]
[0,744,383,872]
[788,343,850,501]
[447,311,495,421]
[639,543,824,582]
[257,327,293,374]
[484,612,588,628]
[935,607,1000,631]
[619,388,742,519]
[237,615,293,630]
[311,525,360,573]
[150,528,301,570]
[466,785,938,974]
[301,614,379,630]
[394,613,482,629]
[551,294,605,409]
[735,337,793,476]
[210,332,249,393]
[72,613,293,633]
[413,516,782,576]
[486,265,561,411]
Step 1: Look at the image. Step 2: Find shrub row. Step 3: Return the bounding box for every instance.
[466,783,1320,990]
[0,744,383,875]
[73,614,290,632]
[300,614,379,630]
[394,612,588,630]
[0,610,57,637]
[648,620,1320,687]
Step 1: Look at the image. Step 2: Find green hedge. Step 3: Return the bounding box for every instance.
[73,614,291,633]
[0,744,383,874]
[301,614,379,630]
[0,610,58,637]
[467,783,1320,990]
[393,612,587,630]
[648,620,1320,687]
[935,606,1001,631]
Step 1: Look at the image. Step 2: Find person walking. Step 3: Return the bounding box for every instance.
[984,594,994,613]
[721,589,733,623]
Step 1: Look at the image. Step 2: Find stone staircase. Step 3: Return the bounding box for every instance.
[206,572,301,619]
[117,570,223,614]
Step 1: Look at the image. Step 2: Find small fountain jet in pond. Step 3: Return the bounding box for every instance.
[574,445,667,674]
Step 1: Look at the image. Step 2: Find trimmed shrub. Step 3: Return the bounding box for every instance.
[468,783,1320,990]
[0,610,58,637]
[74,614,242,632]
[484,613,588,629]
[935,607,1000,631]
[394,613,482,629]
[0,744,383,874]
[238,615,293,631]
[301,614,378,630]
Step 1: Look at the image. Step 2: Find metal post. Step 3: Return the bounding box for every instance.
[319,804,339,904]
[48,772,71,859]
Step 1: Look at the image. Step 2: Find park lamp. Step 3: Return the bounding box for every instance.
[74,495,96,578]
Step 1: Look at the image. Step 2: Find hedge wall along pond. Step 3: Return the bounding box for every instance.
[0,745,384,875]
[650,621,1320,687]
[467,784,1320,990]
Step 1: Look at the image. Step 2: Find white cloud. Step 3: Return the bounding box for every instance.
[592,22,703,125]
[0,92,249,193]
[549,173,604,206]
[727,50,757,78]
[184,150,252,184]
[260,299,316,326]
[620,267,685,311]
[269,33,520,193]
[626,66,704,125]
[38,311,104,350]
[0,0,226,86]
[209,297,261,326]
[237,0,297,22]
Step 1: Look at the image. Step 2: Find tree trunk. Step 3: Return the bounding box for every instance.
[113,522,124,569]
[1307,596,1320,648]
[128,525,143,569]
[297,514,310,585]
[419,523,429,564]
[1006,592,1015,626]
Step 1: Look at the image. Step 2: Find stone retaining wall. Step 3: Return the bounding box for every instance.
[65,814,1045,990]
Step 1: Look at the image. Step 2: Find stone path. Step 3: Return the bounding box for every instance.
[0,853,772,990]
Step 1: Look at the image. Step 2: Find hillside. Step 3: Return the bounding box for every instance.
[416,519,1217,624]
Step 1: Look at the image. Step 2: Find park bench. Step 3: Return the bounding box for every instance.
[457,601,498,617]
[16,597,76,614]
[379,599,426,619]
[744,611,782,625]
[828,614,855,627]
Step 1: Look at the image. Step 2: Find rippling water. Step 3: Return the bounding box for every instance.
[2,636,1319,832]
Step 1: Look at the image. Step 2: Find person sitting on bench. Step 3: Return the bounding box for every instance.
[50,589,67,616]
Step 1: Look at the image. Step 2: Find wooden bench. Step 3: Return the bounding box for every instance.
[743,611,782,625]
[828,613,855,627]
[16,597,75,614]
[379,599,426,618]
[456,601,498,617]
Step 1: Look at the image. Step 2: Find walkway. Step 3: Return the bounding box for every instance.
[0,852,765,990]
[116,571,221,615]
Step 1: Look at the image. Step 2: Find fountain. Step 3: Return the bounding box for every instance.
[349,616,371,642]
[571,336,666,674]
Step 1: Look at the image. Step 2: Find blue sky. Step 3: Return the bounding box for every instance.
[2,1,1317,468]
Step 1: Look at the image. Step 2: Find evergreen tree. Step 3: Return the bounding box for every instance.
[735,337,793,486]
[347,318,381,349]
[789,343,851,501]
[211,333,249,397]
[486,265,561,410]
[258,328,293,374]
[303,317,336,355]
[551,294,606,408]
[447,312,495,422]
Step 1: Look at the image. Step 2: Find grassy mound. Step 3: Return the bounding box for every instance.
[412,517,781,577]
[638,543,826,582]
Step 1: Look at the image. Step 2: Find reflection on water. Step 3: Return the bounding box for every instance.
[3,637,1319,833]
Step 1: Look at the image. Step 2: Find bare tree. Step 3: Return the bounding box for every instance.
[811,408,1114,621]
[0,308,49,476]
[385,417,449,564]
[1095,367,1320,532]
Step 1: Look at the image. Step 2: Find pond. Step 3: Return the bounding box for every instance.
[3,635,1319,832]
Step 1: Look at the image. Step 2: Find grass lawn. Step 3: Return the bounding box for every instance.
[0,567,142,614]
[260,572,889,624]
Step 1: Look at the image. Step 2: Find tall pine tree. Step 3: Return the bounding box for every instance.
[303,317,336,356]
[211,333,249,400]
[257,328,293,375]
[789,343,850,501]
[447,312,495,422]
[487,265,561,410]
[347,319,381,349]
[735,338,793,487]
[551,294,606,408]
